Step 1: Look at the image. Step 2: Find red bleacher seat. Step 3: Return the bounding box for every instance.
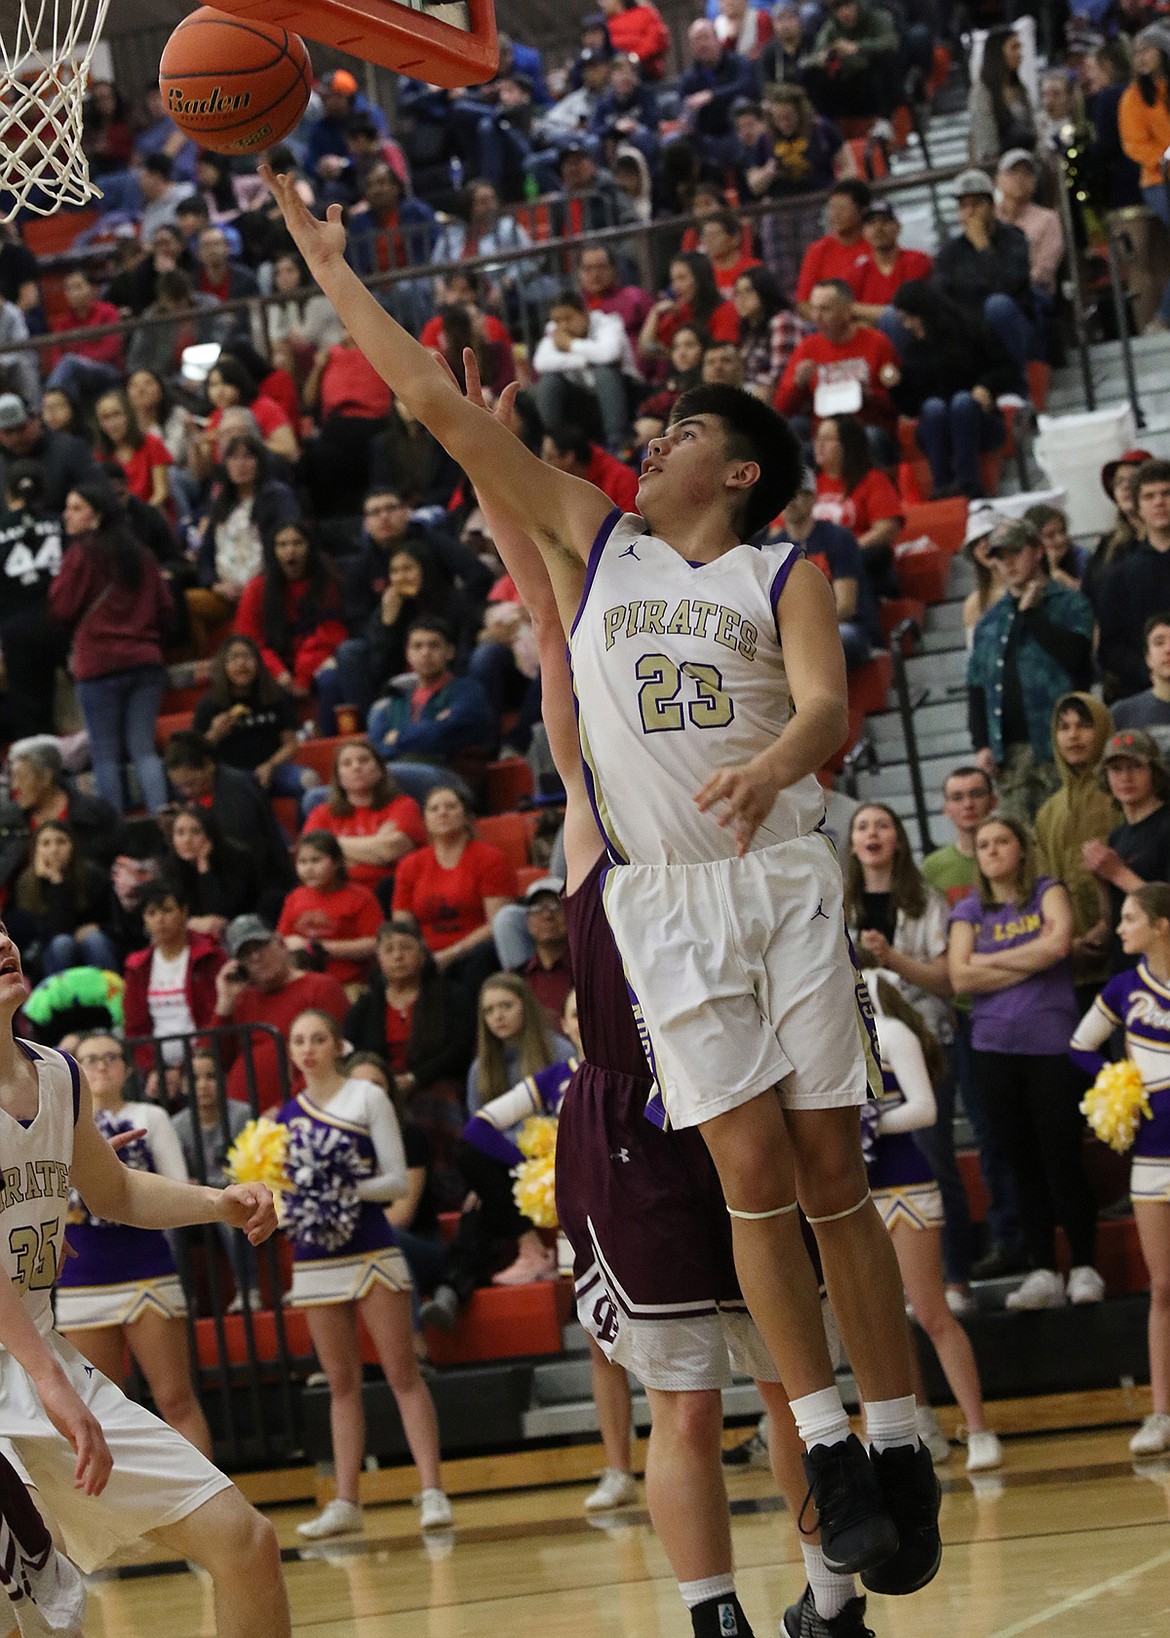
[847,653,893,718]
[424,1279,573,1366]
[291,735,348,785]
[161,684,206,718]
[154,711,194,751]
[894,539,948,604]
[21,208,99,260]
[476,811,538,871]
[486,756,534,814]
[516,864,551,894]
[897,498,968,555]
[273,796,299,838]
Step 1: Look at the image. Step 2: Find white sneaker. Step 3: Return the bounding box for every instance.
[418,1488,453,1530]
[1005,1269,1066,1310]
[584,1468,638,1512]
[297,1498,363,1539]
[916,1405,951,1464]
[8,1545,86,1635]
[965,1430,1004,1472]
[1067,1265,1106,1305]
[946,1287,978,1318]
[1130,1412,1170,1456]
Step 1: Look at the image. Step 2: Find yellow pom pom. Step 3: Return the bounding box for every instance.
[516,1114,559,1160]
[512,1154,559,1229]
[226,1117,290,1191]
[1080,1059,1152,1155]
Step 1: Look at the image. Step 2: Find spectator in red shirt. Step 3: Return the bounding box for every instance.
[122,882,227,1072]
[775,277,900,455]
[195,225,260,306]
[601,0,671,79]
[637,252,739,371]
[813,412,904,595]
[393,785,517,995]
[853,200,934,325]
[44,271,125,402]
[205,355,299,463]
[213,914,350,1107]
[302,738,426,902]
[93,389,172,510]
[302,333,395,520]
[793,178,873,315]
[278,831,384,989]
[577,243,652,350]
[698,208,763,293]
[232,520,347,699]
[541,422,640,512]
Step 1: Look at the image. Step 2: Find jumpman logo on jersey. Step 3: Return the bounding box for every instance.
[811,898,829,921]
[619,542,640,560]
[83,1365,93,1377]
[610,1147,631,1164]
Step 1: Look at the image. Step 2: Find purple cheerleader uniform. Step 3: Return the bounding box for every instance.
[1071,961,1170,1205]
[56,1104,189,1331]
[865,1016,944,1233]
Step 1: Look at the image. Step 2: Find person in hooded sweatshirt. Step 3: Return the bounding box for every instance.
[1034,692,1120,1012]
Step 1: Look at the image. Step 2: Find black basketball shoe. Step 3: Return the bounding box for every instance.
[800,1434,898,1576]
[782,1586,874,1637]
[860,1441,942,1595]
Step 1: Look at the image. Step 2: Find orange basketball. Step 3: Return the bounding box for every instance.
[159,6,312,157]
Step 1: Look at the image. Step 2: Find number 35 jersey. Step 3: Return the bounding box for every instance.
[0,1042,79,1343]
[568,509,827,866]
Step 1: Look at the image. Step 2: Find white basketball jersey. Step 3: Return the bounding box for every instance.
[568,511,827,865]
[0,1042,77,1342]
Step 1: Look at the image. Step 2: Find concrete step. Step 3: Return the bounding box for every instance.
[856,753,966,801]
[522,1380,765,1440]
[868,696,968,744]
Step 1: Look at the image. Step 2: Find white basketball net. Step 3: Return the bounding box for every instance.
[0,0,114,220]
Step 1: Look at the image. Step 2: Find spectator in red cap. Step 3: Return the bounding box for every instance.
[306,68,388,181]
[1082,449,1154,616]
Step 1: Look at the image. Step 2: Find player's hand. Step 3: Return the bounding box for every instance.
[260,165,347,271]
[34,1365,112,1496]
[694,758,782,856]
[218,1182,279,1245]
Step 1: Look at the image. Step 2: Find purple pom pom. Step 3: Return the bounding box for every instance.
[282,1121,364,1252]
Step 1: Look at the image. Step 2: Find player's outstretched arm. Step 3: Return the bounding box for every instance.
[696,558,849,855]
[0,1267,112,1495]
[261,168,614,602]
[70,1068,278,1246]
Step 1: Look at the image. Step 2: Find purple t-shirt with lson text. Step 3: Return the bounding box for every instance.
[949,876,1079,1055]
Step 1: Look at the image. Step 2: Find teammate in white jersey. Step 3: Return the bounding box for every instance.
[264,168,940,1595]
[0,921,291,1638]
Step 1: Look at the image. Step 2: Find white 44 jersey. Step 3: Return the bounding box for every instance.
[568,510,827,865]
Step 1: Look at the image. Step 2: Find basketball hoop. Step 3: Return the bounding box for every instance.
[0,0,113,220]
[215,0,498,88]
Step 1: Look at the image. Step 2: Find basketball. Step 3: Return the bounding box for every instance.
[158,6,312,157]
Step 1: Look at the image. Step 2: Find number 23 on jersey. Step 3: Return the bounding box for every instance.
[636,654,735,734]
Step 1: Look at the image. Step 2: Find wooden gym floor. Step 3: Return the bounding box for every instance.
[79,1391,1170,1638]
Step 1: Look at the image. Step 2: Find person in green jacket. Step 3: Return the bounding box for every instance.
[803,0,900,121]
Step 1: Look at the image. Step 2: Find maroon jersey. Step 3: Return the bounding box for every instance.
[563,852,651,1082]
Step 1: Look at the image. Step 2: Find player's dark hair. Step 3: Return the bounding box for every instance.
[669,385,803,538]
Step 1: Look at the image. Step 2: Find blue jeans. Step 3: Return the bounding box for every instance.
[44,355,122,401]
[982,292,1031,373]
[915,393,1005,495]
[387,760,474,807]
[315,638,373,734]
[43,928,117,974]
[1144,184,1170,324]
[946,1011,1023,1255]
[75,664,168,815]
[393,1226,449,1331]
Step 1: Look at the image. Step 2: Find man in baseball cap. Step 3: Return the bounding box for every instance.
[511,876,572,1025]
[855,197,933,321]
[934,168,1034,369]
[1087,728,1170,959]
[996,148,1064,314]
[0,392,99,509]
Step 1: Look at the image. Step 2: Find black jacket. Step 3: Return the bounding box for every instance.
[1097,542,1170,700]
[890,314,1023,412]
[934,221,1033,317]
[345,970,474,1090]
[169,765,294,897]
[0,786,119,890]
[0,430,99,512]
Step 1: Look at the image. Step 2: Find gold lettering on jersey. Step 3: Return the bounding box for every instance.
[0,1168,20,1209]
[603,600,762,658]
[0,1161,70,1213]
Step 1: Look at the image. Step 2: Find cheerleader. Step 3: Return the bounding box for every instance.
[278,1009,452,1538]
[1070,883,1170,1457]
[864,974,1003,1474]
[57,1031,213,1458]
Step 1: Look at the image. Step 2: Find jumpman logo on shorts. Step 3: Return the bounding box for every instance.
[619,542,640,560]
[811,898,829,921]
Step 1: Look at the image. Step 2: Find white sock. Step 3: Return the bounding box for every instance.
[679,1573,736,1609]
[865,1394,918,1453]
[790,1386,851,1451]
[801,1543,856,1620]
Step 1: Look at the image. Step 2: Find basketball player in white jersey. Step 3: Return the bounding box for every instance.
[0,922,292,1638]
[265,167,941,1595]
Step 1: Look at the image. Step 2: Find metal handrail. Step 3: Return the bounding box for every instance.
[889,615,934,855]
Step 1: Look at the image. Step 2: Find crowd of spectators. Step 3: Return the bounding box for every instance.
[6,4,1170,1452]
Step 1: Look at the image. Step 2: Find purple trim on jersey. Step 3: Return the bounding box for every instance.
[567,643,627,866]
[769,545,801,615]
[569,505,623,640]
[64,1052,80,1124]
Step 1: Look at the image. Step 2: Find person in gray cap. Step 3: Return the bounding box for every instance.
[996,148,1064,313]
[1119,25,1170,328]
[933,168,1035,371]
[0,393,99,512]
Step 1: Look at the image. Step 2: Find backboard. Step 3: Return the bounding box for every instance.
[214,0,498,88]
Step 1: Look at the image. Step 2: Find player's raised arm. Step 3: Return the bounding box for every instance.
[261,168,614,604]
[70,1066,278,1246]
